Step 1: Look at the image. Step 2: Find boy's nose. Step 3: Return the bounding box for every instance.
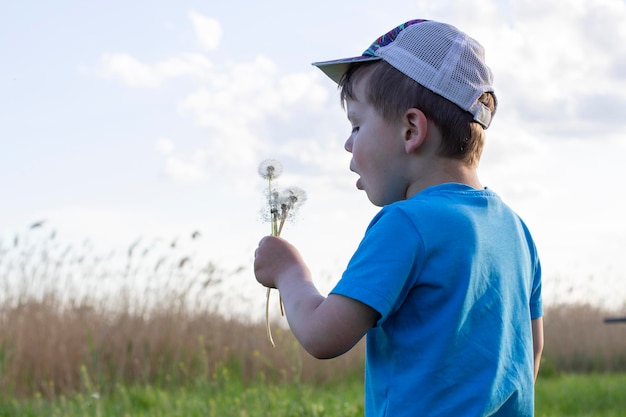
[344,136,353,153]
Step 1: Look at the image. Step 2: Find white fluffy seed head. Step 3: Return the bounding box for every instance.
[258,159,283,181]
[281,187,307,209]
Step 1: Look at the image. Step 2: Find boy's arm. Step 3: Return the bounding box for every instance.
[531,317,544,381]
[254,236,379,359]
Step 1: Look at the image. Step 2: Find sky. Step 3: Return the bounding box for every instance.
[1,0,625,316]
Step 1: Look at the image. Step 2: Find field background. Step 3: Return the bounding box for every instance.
[1,226,625,415]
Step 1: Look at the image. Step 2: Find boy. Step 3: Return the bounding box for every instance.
[254,19,543,416]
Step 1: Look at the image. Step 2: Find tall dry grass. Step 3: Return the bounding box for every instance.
[542,304,626,374]
[0,224,363,400]
[1,223,625,400]
[0,295,364,399]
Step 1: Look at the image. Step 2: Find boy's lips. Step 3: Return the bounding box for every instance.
[349,165,363,190]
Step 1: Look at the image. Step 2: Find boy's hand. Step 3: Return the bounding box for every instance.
[254,236,311,289]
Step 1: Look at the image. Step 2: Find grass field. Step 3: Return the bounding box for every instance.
[1,225,626,415]
[536,373,626,417]
[0,372,625,416]
[0,367,365,417]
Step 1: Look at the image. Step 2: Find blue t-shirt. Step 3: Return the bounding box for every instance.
[331,183,542,417]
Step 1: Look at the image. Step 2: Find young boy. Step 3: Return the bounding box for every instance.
[254,19,543,416]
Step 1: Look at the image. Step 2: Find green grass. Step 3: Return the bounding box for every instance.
[0,367,364,417]
[1,373,625,416]
[536,373,626,417]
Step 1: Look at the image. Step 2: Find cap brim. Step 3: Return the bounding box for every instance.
[312,55,382,84]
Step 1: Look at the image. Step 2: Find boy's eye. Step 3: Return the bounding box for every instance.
[351,126,359,134]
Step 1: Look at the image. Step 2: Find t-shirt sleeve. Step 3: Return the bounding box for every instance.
[330,207,423,325]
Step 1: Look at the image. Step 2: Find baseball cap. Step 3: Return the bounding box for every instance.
[312,19,496,129]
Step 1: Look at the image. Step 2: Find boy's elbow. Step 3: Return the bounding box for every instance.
[300,338,346,360]
[308,349,339,360]
[297,331,354,360]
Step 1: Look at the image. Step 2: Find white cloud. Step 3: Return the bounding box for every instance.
[486,0,626,135]
[98,53,162,87]
[188,11,222,51]
[174,55,346,183]
[98,53,214,87]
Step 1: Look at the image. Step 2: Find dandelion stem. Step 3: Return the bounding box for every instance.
[274,214,286,319]
[266,177,280,346]
[265,288,276,348]
[277,212,288,236]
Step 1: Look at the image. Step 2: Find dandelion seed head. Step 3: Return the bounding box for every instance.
[278,187,307,222]
[282,187,307,208]
[258,159,283,181]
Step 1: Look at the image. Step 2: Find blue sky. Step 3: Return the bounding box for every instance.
[2,0,625,313]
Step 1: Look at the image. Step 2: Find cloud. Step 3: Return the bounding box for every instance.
[188,11,222,51]
[91,12,347,185]
[94,12,220,88]
[98,53,162,87]
[98,52,214,87]
[486,0,626,136]
[174,55,345,184]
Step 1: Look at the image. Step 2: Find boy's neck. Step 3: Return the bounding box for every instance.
[405,158,482,199]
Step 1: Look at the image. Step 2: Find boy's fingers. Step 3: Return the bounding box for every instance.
[255,236,270,257]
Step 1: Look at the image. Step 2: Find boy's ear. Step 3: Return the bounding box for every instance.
[403,108,429,154]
